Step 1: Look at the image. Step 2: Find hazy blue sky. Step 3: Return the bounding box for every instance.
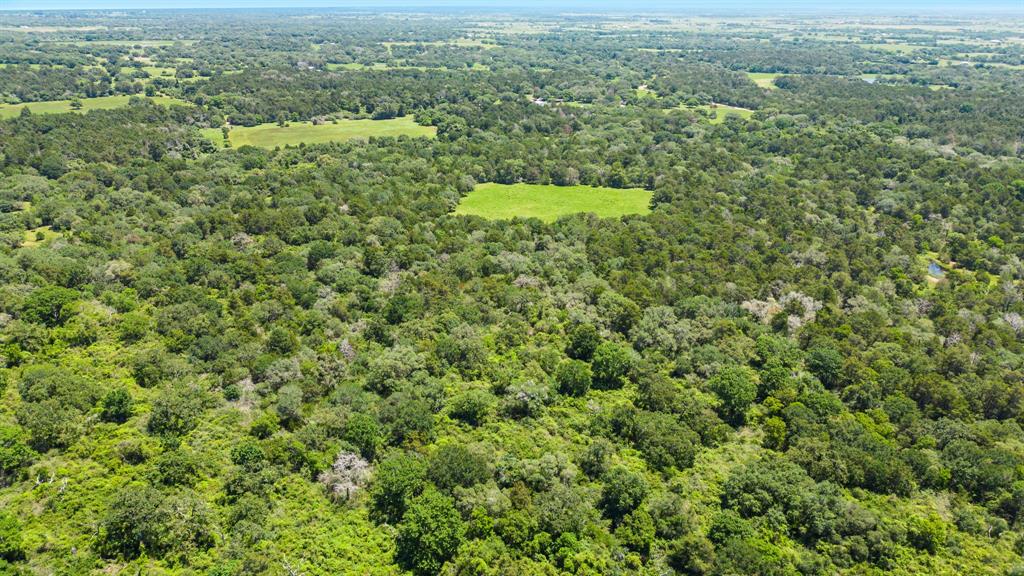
[1,0,1022,11]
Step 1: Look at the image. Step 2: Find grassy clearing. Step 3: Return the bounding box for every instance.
[383,38,498,52]
[746,72,782,89]
[55,39,196,47]
[22,226,60,248]
[0,95,189,119]
[859,42,923,54]
[211,116,436,148]
[454,182,652,222]
[691,103,754,124]
[325,62,490,72]
[140,65,176,78]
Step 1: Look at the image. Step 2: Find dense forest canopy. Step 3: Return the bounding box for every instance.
[0,7,1023,576]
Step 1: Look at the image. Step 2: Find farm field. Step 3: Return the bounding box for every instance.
[207,115,437,148]
[454,182,652,222]
[0,94,189,118]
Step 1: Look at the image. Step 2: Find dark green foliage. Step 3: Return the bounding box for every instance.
[0,512,24,562]
[15,364,99,450]
[535,483,592,536]
[0,426,34,485]
[151,449,201,487]
[380,391,435,447]
[371,451,428,524]
[707,366,758,424]
[147,385,206,437]
[807,346,844,389]
[599,467,649,522]
[266,327,299,355]
[615,508,656,554]
[395,488,465,576]
[591,343,634,390]
[100,388,133,423]
[343,412,382,460]
[555,359,592,397]
[21,286,78,327]
[448,389,493,426]
[1,10,1023,575]
[427,444,490,492]
[566,323,600,361]
[580,439,614,479]
[97,484,168,559]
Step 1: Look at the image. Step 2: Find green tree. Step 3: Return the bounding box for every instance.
[97,484,167,559]
[708,366,759,424]
[343,412,382,460]
[148,385,206,437]
[396,488,465,576]
[591,343,634,390]
[0,512,24,562]
[807,346,843,388]
[566,323,600,360]
[600,467,648,522]
[427,444,490,493]
[21,286,78,327]
[448,390,493,427]
[101,388,133,423]
[370,451,428,524]
[0,425,34,485]
[556,359,593,396]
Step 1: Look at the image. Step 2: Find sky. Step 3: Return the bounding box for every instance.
[1,0,1022,11]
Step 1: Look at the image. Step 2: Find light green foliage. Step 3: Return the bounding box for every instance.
[455,183,652,222]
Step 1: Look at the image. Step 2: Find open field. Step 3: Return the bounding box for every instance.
[747,72,782,89]
[48,39,197,47]
[454,182,652,222]
[207,116,436,148]
[328,62,489,72]
[692,103,754,124]
[0,94,189,118]
[21,226,60,248]
[859,42,924,54]
[383,38,498,51]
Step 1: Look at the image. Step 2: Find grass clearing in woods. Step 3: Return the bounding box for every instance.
[206,116,436,149]
[0,95,189,118]
[455,182,652,222]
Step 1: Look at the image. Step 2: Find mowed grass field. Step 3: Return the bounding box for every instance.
[0,95,189,118]
[455,183,652,222]
[207,116,436,148]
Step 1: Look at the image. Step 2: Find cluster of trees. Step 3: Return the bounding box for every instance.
[0,64,113,103]
[0,9,1023,576]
